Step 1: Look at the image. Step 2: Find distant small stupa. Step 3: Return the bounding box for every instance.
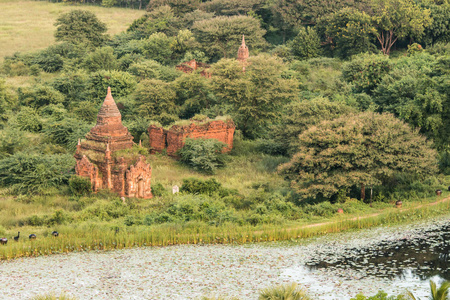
[237,35,249,62]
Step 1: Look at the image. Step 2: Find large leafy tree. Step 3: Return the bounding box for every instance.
[279,112,438,200]
[290,27,321,60]
[370,0,432,55]
[373,53,449,148]
[133,79,179,125]
[192,15,267,60]
[273,0,362,27]
[318,8,377,58]
[210,54,298,137]
[54,10,108,47]
[272,97,356,155]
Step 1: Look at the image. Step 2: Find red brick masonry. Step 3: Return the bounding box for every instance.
[148,119,235,157]
[74,87,152,198]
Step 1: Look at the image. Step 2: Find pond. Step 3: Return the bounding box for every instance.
[0,216,448,299]
[284,220,450,299]
[305,224,449,281]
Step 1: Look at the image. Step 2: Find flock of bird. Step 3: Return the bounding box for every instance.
[0,231,59,245]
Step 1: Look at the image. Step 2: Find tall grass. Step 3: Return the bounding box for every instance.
[0,0,145,61]
[1,198,449,260]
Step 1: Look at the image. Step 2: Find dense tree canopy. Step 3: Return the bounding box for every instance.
[54,10,109,47]
[192,15,267,60]
[211,54,298,137]
[279,112,438,200]
[370,0,432,55]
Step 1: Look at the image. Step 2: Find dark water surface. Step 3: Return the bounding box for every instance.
[305,224,450,282]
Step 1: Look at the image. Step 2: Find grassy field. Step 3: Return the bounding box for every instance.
[1,192,449,260]
[0,0,145,61]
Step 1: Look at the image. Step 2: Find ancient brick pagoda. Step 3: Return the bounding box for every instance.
[175,59,211,78]
[148,118,235,157]
[74,87,152,198]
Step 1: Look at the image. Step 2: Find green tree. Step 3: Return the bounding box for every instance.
[142,32,174,65]
[273,97,356,155]
[273,0,360,27]
[341,53,391,94]
[0,153,75,194]
[127,6,180,38]
[192,15,267,60]
[87,70,137,102]
[211,54,298,137]
[201,0,266,16]
[13,107,43,132]
[18,85,65,108]
[319,8,377,58]
[83,46,118,72]
[147,0,200,16]
[372,53,449,147]
[171,29,198,59]
[290,27,321,60]
[173,72,212,118]
[370,0,432,55]
[133,79,178,125]
[419,2,450,45]
[279,112,438,200]
[54,10,108,47]
[0,79,18,116]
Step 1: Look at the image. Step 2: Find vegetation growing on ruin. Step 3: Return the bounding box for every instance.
[0,0,449,259]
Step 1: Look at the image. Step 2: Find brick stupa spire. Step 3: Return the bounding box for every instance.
[85,87,133,152]
[237,35,249,62]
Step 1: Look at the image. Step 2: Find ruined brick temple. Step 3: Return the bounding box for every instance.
[175,59,211,78]
[148,118,235,157]
[74,87,152,198]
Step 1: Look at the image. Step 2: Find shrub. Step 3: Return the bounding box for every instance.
[31,49,64,73]
[44,118,92,151]
[77,200,129,221]
[31,293,78,300]
[259,283,312,300]
[0,127,28,158]
[128,60,162,79]
[438,149,450,175]
[151,182,167,197]
[69,175,92,196]
[351,290,406,300]
[18,85,65,108]
[14,107,43,132]
[0,153,75,194]
[178,138,228,174]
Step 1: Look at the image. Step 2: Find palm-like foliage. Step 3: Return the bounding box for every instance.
[258,283,311,300]
[407,280,450,300]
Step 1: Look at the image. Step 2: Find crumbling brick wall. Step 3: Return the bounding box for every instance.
[148,125,166,154]
[148,119,235,157]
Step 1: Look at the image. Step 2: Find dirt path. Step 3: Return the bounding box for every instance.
[260,195,450,234]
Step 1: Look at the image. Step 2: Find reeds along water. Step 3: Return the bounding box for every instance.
[1,200,449,260]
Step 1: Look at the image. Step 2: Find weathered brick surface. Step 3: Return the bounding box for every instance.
[175,59,211,78]
[148,125,166,154]
[148,119,235,157]
[74,87,152,198]
[125,156,152,198]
